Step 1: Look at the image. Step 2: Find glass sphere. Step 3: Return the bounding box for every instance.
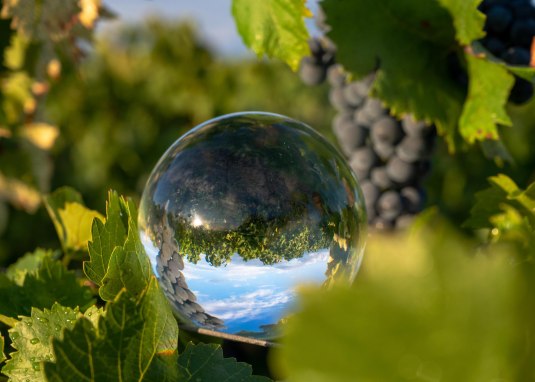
[138,112,366,341]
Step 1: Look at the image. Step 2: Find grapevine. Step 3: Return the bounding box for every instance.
[299,31,436,229]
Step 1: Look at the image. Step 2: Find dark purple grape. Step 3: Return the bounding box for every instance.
[361,180,379,204]
[401,116,434,137]
[377,191,403,221]
[343,82,365,107]
[349,147,378,176]
[401,187,424,213]
[510,19,535,47]
[370,116,403,146]
[396,136,432,162]
[360,98,386,122]
[486,5,513,33]
[327,64,347,88]
[354,108,374,126]
[329,88,353,111]
[372,216,394,230]
[509,77,534,104]
[396,214,415,229]
[386,156,417,185]
[336,123,368,155]
[373,141,395,162]
[502,47,531,65]
[299,57,326,85]
[371,167,393,190]
[484,37,506,56]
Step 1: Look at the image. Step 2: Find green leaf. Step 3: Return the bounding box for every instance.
[178,343,271,382]
[1,304,79,382]
[323,0,464,149]
[232,0,310,71]
[0,256,94,320]
[44,187,104,253]
[465,174,535,230]
[84,190,130,287]
[459,55,514,143]
[0,334,5,364]
[43,278,179,382]
[85,190,151,301]
[273,222,518,381]
[6,248,52,285]
[437,0,485,45]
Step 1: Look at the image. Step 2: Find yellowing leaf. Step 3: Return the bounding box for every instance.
[79,0,100,28]
[44,187,104,253]
[20,123,59,150]
[459,55,514,143]
[232,0,310,71]
[0,173,41,213]
[57,202,104,251]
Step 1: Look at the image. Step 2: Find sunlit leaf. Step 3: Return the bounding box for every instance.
[0,256,94,320]
[459,55,514,143]
[85,191,151,301]
[2,304,79,382]
[438,0,485,45]
[323,0,463,150]
[232,0,310,71]
[44,187,104,253]
[43,279,179,382]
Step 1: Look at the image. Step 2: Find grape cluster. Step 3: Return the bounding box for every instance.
[299,37,436,229]
[479,0,535,104]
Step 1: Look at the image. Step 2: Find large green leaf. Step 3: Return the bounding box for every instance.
[0,257,94,322]
[323,0,464,149]
[43,278,179,382]
[1,304,79,382]
[84,190,130,287]
[459,55,514,143]
[178,343,271,382]
[85,191,151,301]
[232,0,310,71]
[438,0,485,45]
[465,175,535,229]
[44,187,104,253]
[272,221,518,381]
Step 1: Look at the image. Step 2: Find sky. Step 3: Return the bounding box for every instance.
[102,0,320,57]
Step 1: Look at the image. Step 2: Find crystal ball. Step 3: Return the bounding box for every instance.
[138,112,366,341]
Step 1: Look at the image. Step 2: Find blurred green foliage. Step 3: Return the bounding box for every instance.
[3,17,535,269]
[1,19,333,265]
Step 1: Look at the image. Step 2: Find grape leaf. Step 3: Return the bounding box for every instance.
[232,0,311,71]
[438,0,485,45]
[273,220,518,381]
[178,343,272,382]
[464,175,535,230]
[84,191,130,287]
[0,256,94,321]
[85,191,151,301]
[44,187,104,253]
[1,304,79,382]
[0,334,5,364]
[43,278,180,382]
[6,248,51,285]
[459,55,514,143]
[323,0,464,149]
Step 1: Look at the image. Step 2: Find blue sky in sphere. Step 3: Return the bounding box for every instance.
[102,0,320,57]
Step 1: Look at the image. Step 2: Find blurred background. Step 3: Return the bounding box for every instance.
[1,0,535,267]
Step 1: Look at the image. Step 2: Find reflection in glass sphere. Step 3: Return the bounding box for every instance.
[138,112,367,341]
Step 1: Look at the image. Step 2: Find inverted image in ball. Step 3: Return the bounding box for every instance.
[138,112,367,341]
